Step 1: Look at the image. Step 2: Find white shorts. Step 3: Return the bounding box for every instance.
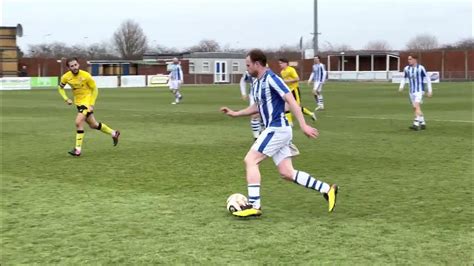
[251,126,292,165]
[313,82,324,93]
[169,80,181,90]
[409,92,423,106]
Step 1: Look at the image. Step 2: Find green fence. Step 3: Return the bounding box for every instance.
[31,77,58,88]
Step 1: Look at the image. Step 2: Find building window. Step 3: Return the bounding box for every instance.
[189,62,195,73]
[232,62,239,72]
[202,61,210,72]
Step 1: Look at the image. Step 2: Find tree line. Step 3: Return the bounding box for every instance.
[23,19,474,60]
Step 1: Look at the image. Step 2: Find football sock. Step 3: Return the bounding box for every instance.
[250,118,261,139]
[75,130,84,151]
[314,95,318,104]
[97,122,115,136]
[419,115,426,125]
[318,95,324,107]
[302,107,314,116]
[413,117,420,126]
[248,184,261,209]
[293,170,330,194]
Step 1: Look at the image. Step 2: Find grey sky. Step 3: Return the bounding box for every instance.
[1,0,472,52]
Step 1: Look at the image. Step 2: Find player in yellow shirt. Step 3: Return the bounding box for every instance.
[278,58,316,124]
[58,58,120,156]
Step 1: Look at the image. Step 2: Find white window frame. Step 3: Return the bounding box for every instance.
[189,62,195,73]
[202,61,210,73]
[232,62,239,72]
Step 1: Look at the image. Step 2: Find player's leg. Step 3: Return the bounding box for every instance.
[315,83,324,111]
[295,87,316,121]
[169,81,178,104]
[250,114,261,140]
[233,128,280,217]
[69,107,87,156]
[276,156,338,212]
[249,96,261,140]
[409,93,423,131]
[175,83,183,103]
[86,113,120,146]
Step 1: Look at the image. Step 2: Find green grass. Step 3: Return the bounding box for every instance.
[1,82,473,264]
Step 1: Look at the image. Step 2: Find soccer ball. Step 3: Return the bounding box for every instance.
[226,193,248,213]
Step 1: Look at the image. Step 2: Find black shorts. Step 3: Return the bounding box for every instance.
[291,87,302,104]
[76,105,93,117]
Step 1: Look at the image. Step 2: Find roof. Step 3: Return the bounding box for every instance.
[183,52,245,59]
[143,51,245,60]
[324,50,400,57]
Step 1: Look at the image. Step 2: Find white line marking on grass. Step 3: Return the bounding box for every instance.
[324,115,473,124]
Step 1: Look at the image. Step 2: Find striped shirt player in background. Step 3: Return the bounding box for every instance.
[399,54,433,131]
[240,71,262,140]
[221,49,338,217]
[169,57,184,105]
[308,56,327,111]
[278,58,317,123]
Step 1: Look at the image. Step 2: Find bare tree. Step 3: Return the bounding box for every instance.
[364,40,392,51]
[188,39,221,52]
[27,42,119,59]
[148,44,181,54]
[113,19,148,59]
[332,44,353,52]
[406,34,439,50]
[453,38,474,49]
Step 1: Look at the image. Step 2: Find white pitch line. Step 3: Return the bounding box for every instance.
[323,115,474,124]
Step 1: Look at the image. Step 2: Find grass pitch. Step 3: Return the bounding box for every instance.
[1,82,472,264]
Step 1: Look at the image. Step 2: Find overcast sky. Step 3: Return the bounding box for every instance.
[1,0,472,52]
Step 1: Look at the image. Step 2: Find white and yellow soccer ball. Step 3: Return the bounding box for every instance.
[226,193,248,213]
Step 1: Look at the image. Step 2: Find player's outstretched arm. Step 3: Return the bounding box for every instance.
[220,103,258,117]
[57,84,72,105]
[283,93,319,138]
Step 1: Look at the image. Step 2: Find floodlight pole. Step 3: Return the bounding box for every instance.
[313,0,318,55]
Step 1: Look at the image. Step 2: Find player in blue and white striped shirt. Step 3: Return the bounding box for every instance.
[168,58,184,105]
[399,54,433,130]
[240,71,262,139]
[221,49,338,217]
[308,56,327,111]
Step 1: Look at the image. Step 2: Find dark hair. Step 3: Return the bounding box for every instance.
[314,55,321,59]
[408,54,418,59]
[247,49,267,66]
[66,57,79,67]
[278,58,289,64]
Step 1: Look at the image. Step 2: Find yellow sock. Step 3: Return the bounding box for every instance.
[98,122,114,135]
[285,112,293,125]
[76,130,84,150]
[302,107,314,116]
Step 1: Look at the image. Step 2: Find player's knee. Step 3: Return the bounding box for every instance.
[278,168,293,180]
[244,153,259,167]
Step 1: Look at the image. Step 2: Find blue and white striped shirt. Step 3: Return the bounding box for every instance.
[311,63,326,82]
[243,71,253,83]
[251,69,291,128]
[169,64,183,81]
[403,64,429,93]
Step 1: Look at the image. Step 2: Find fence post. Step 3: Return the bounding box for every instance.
[465,50,468,80]
[441,50,445,80]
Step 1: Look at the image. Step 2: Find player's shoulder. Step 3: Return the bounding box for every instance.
[78,70,92,79]
[61,71,72,78]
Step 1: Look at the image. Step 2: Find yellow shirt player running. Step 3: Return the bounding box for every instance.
[278,58,316,124]
[58,57,120,156]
